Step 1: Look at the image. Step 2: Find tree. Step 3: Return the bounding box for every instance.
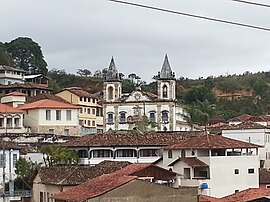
[15,157,36,179]
[40,145,79,166]
[196,100,216,131]
[181,102,201,131]
[6,37,48,74]
[77,68,91,77]
[0,42,13,66]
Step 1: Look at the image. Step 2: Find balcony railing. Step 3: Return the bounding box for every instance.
[0,190,32,197]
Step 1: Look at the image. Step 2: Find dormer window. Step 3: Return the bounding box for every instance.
[162,85,168,98]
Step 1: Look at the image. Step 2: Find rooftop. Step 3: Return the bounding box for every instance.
[18,99,80,110]
[38,161,131,186]
[165,134,260,150]
[0,83,51,90]
[168,157,208,167]
[61,131,204,147]
[0,103,24,113]
[0,65,26,72]
[26,93,69,104]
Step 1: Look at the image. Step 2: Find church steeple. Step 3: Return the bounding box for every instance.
[106,57,120,81]
[156,54,176,100]
[158,54,175,80]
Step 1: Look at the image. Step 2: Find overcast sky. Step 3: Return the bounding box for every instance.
[1,0,270,82]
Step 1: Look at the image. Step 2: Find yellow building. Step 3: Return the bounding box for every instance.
[56,88,103,134]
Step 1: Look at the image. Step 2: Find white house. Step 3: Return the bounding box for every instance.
[0,103,26,133]
[103,55,190,132]
[61,131,204,165]
[0,65,25,85]
[17,99,80,136]
[221,120,270,168]
[159,134,260,198]
[0,141,20,192]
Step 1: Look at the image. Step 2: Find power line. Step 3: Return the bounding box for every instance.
[231,0,270,8]
[109,0,270,32]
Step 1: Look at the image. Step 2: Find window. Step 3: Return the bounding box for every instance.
[48,129,54,134]
[139,149,159,157]
[14,118,20,127]
[64,129,69,136]
[66,110,72,121]
[40,192,43,202]
[108,113,113,123]
[162,111,169,123]
[46,110,51,120]
[80,108,83,113]
[235,190,239,193]
[248,168,255,174]
[235,169,239,174]
[92,120,95,126]
[56,110,61,120]
[168,150,173,158]
[87,108,90,114]
[6,118,12,127]
[149,112,156,122]
[108,86,114,100]
[184,168,191,179]
[0,154,5,168]
[92,109,95,115]
[88,120,91,126]
[80,97,83,101]
[119,112,126,123]
[93,99,96,103]
[84,97,87,102]
[162,85,168,98]
[92,150,113,158]
[116,149,137,157]
[88,98,90,102]
[78,150,88,158]
[13,154,17,166]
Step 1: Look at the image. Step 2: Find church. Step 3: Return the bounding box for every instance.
[103,55,190,132]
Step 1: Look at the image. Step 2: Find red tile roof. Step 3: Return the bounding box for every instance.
[0,103,24,113]
[61,131,204,147]
[18,99,80,110]
[199,195,222,202]
[62,89,96,99]
[165,134,260,150]
[0,83,51,90]
[222,188,270,202]
[228,114,251,122]
[26,93,69,104]
[5,92,26,96]
[38,161,131,186]
[52,172,137,201]
[168,157,208,167]
[221,121,266,130]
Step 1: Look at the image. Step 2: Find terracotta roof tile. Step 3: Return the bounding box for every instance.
[26,93,69,104]
[0,103,24,113]
[199,195,222,202]
[165,134,260,150]
[222,188,270,202]
[228,114,251,122]
[64,89,96,99]
[5,92,26,96]
[51,163,174,201]
[0,83,51,90]
[61,131,204,147]
[222,121,266,130]
[260,169,270,184]
[39,161,131,185]
[52,172,137,201]
[18,99,80,110]
[168,157,208,167]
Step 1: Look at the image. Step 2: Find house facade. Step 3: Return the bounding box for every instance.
[103,55,190,132]
[56,88,103,134]
[0,65,25,85]
[61,131,203,165]
[18,99,80,136]
[159,134,260,198]
[0,103,26,133]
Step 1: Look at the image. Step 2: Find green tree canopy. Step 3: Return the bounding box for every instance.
[0,42,13,66]
[6,37,48,74]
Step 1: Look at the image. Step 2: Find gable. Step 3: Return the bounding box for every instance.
[125,91,151,102]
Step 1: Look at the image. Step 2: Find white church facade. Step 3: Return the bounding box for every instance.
[103,55,190,132]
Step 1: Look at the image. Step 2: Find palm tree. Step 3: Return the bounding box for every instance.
[182,102,201,131]
[196,100,216,131]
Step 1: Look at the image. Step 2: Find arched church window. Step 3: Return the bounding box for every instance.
[162,85,168,98]
[108,86,114,100]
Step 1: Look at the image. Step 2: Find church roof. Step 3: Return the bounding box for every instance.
[158,54,175,80]
[105,57,120,81]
